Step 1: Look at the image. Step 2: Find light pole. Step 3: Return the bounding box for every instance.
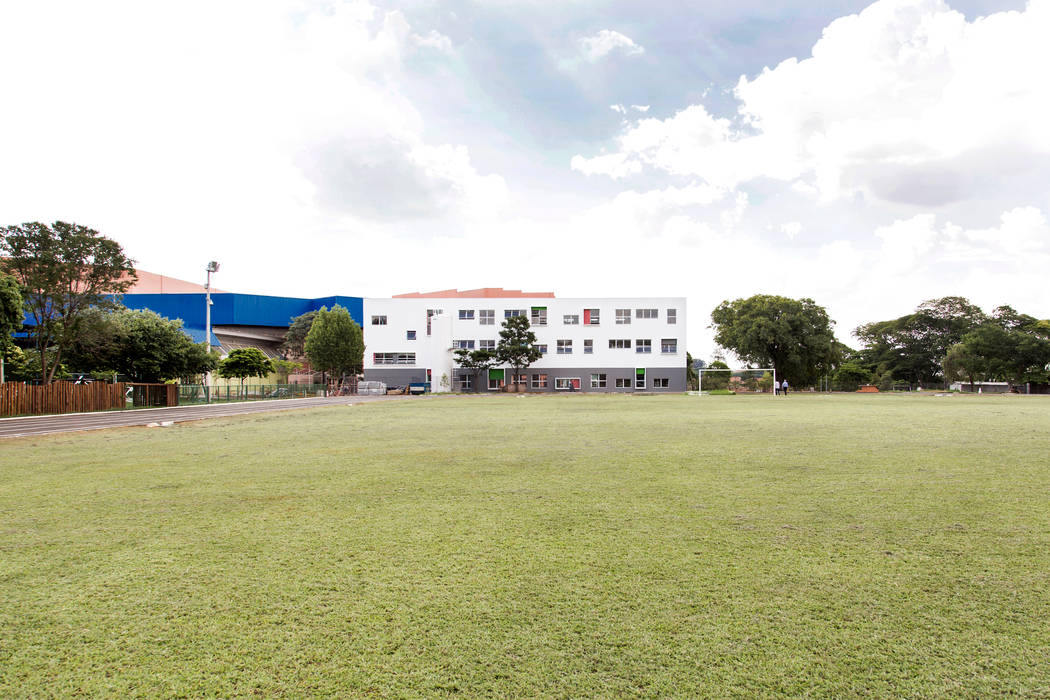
[205,261,219,401]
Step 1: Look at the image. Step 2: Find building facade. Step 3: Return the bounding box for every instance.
[363,295,687,392]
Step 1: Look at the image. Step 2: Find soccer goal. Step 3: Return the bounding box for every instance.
[693,367,776,395]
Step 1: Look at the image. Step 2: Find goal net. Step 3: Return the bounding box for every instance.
[694,368,776,395]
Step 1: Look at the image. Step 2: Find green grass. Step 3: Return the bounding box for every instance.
[2,393,1049,697]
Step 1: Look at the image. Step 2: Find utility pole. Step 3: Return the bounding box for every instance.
[205,261,219,402]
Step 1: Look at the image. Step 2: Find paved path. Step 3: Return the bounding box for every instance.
[0,394,409,439]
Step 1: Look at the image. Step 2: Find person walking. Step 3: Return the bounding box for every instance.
[774,379,782,395]
[781,379,789,395]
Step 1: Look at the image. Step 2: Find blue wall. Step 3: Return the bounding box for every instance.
[19,293,364,346]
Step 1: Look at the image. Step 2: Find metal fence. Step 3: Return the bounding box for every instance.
[178,384,330,405]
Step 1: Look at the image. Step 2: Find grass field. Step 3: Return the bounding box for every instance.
[2,393,1049,697]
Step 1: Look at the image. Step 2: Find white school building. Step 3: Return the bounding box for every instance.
[363,290,687,393]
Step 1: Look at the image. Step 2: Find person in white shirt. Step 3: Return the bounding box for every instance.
[781,379,789,395]
[774,379,781,395]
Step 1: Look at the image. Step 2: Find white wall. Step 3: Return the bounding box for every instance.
[362,297,686,378]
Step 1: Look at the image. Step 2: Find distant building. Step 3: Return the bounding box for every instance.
[364,289,687,392]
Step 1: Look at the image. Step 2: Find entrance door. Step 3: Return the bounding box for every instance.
[636,368,646,389]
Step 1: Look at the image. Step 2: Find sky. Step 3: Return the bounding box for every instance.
[1,0,1046,358]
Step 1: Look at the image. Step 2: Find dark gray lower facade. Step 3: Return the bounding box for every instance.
[365,366,686,393]
[454,366,686,393]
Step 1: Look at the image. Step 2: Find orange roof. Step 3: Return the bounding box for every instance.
[393,287,555,299]
[123,269,227,294]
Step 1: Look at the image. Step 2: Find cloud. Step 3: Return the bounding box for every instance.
[630,105,650,112]
[572,0,1050,206]
[412,29,453,53]
[781,221,802,239]
[0,0,501,236]
[579,29,645,62]
[610,104,626,114]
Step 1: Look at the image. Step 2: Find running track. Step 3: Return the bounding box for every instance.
[0,394,409,439]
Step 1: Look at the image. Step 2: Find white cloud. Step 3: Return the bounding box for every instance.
[573,0,1050,206]
[570,152,642,179]
[781,221,802,239]
[412,29,453,53]
[630,105,651,112]
[579,29,645,62]
[610,104,626,114]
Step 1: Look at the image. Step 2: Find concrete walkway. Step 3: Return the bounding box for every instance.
[0,394,410,439]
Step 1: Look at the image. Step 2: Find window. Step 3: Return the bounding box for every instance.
[563,314,579,325]
[636,369,646,389]
[583,339,593,354]
[636,308,658,319]
[661,338,678,354]
[555,377,581,391]
[616,308,632,324]
[557,339,572,354]
[513,373,528,386]
[406,330,416,340]
[426,309,442,336]
[584,309,600,325]
[636,339,652,353]
[530,307,547,326]
[505,309,525,318]
[479,309,495,325]
[615,378,632,388]
[531,373,548,389]
[652,378,669,388]
[479,339,495,350]
[590,373,607,388]
[371,315,387,325]
[667,309,677,324]
[454,340,475,350]
[457,371,473,390]
[609,339,631,349]
[533,344,548,354]
[458,309,475,320]
[373,352,415,365]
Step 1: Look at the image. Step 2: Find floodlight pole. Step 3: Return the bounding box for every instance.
[205,261,220,402]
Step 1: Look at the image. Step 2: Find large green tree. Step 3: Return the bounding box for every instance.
[1,272,24,384]
[854,296,986,386]
[495,315,542,389]
[64,308,218,382]
[304,305,364,389]
[710,295,837,386]
[218,348,274,388]
[1,221,136,382]
[281,310,318,357]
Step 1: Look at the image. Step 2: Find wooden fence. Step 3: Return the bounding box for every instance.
[0,382,179,417]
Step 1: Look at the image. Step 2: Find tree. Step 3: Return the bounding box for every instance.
[272,359,302,383]
[685,352,699,390]
[944,342,985,391]
[710,295,836,387]
[854,296,986,386]
[282,310,318,357]
[0,272,22,383]
[303,305,364,389]
[453,348,499,393]
[64,308,218,382]
[832,361,875,392]
[701,360,731,391]
[218,348,274,388]
[495,315,542,389]
[1,221,136,382]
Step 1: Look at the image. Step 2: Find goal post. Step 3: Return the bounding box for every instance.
[694,367,777,395]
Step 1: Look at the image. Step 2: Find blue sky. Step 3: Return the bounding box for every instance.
[0,0,1044,356]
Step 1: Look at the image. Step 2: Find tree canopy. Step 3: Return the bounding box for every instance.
[304,305,364,384]
[495,315,542,387]
[854,296,986,386]
[710,295,836,386]
[1,221,136,382]
[0,271,22,338]
[282,310,318,357]
[64,308,218,382]
[217,348,274,386]
[454,348,499,392]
